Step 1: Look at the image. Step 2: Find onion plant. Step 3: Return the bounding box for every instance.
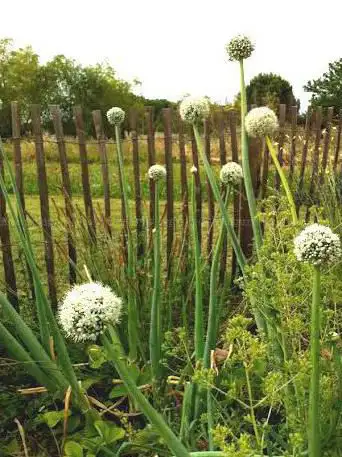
[179,97,246,274]
[226,35,263,255]
[294,223,342,457]
[107,107,139,361]
[245,106,298,224]
[148,164,167,381]
[179,97,267,335]
[59,278,192,457]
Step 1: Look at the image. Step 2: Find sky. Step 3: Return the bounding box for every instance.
[2,0,342,111]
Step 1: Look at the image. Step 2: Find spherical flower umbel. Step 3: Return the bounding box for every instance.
[148,164,167,181]
[293,224,341,266]
[226,35,254,61]
[106,107,125,125]
[58,282,122,343]
[220,162,243,186]
[179,96,210,124]
[245,107,279,138]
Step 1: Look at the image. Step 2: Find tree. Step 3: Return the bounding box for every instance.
[304,59,342,112]
[0,38,178,136]
[234,73,297,113]
[0,38,146,136]
[0,38,41,135]
[39,57,142,135]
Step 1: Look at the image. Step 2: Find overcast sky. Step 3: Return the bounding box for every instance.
[2,0,341,110]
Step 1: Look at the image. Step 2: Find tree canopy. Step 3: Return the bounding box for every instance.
[234,73,297,113]
[0,38,148,136]
[304,59,342,113]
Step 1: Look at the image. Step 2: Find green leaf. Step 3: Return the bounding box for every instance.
[88,345,107,369]
[126,364,140,382]
[82,376,103,390]
[137,366,152,385]
[109,384,128,399]
[67,415,81,433]
[94,420,125,444]
[109,364,143,399]
[64,441,83,457]
[1,438,19,455]
[42,410,70,428]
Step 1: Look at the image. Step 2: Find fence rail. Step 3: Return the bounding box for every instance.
[0,103,341,310]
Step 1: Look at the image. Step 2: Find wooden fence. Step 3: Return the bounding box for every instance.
[1,102,341,310]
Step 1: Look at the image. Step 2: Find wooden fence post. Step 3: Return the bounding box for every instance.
[0,154,18,309]
[11,102,25,211]
[204,118,214,264]
[240,136,262,259]
[334,109,342,172]
[289,105,298,181]
[178,116,189,245]
[73,106,96,242]
[297,109,312,205]
[92,110,111,235]
[163,108,174,278]
[50,105,77,284]
[129,109,144,260]
[31,104,57,307]
[320,107,334,182]
[306,107,323,221]
[145,107,156,229]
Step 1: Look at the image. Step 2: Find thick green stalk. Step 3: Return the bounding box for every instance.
[191,171,204,361]
[239,60,263,255]
[192,126,246,273]
[150,180,162,380]
[266,136,298,224]
[114,125,138,361]
[0,293,67,389]
[179,382,194,445]
[102,328,191,457]
[308,267,321,457]
[203,189,230,368]
[0,321,58,392]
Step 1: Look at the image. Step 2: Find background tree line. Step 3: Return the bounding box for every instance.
[0,38,176,137]
[1,37,341,137]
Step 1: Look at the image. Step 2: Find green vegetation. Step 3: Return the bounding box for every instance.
[2,34,342,457]
[305,59,342,112]
[0,38,175,138]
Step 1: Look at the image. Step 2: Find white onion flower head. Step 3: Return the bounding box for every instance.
[190,165,198,174]
[293,224,341,266]
[58,282,122,343]
[245,107,279,138]
[148,164,166,181]
[226,35,254,61]
[220,162,243,186]
[106,107,125,125]
[179,96,210,124]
